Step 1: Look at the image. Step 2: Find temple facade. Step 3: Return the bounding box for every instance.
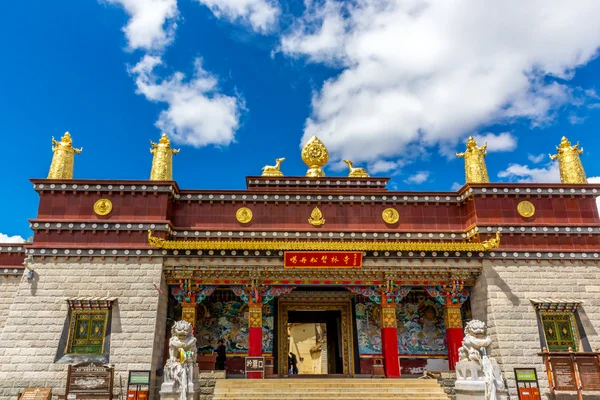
[0,134,599,399]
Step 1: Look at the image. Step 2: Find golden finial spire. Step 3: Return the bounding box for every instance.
[301,136,329,177]
[47,132,82,179]
[550,136,587,184]
[456,136,490,183]
[150,133,179,181]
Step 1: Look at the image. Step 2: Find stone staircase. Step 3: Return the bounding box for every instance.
[213,378,450,400]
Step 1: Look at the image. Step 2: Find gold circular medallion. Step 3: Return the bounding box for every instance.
[93,198,113,216]
[236,207,253,224]
[517,201,535,218]
[382,208,399,224]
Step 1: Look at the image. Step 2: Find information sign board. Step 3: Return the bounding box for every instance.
[20,388,52,400]
[514,369,541,400]
[245,356,265,378]
[576,357,600,391]
[550,357,577,391]
[66,363,114,400]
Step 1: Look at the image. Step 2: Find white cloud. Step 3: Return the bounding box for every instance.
[368,160,401,174]
[194,0,280,32]
[0,233,25,244]
[130,55,243,147]
[527,153,546,164]
[568,113,587,125]
[498,162,560,183]
[404,171,429,185]
[105,0,178,52]
[472,132,517,152]
[281,0,600,163]
[589,177,600,213]
[451,182,462,191]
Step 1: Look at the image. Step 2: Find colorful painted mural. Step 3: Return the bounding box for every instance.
[355,294,447,355]
[196,300,274,354]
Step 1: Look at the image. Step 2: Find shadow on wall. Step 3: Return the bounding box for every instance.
[486,266,520,306]
[577,307,598,337]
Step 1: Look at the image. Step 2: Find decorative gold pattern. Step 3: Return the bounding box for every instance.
[443,305,463,329]
[150,133,179,180]
[148,230,501,252]
[456,136,490,183]
[550,136,587,184]
[248,304,263,328]
[301,136,329,177]
[235,207,253,224]
[181,302,197,327]
[382,208,399,224]
[48,132,82,179]
[517,201,535,218]
[278,296,353,375]
[308,206,325,227]
[381,307,397,328]
[343,160,369,178]
[261,158,285,176]
[93,199,113,216]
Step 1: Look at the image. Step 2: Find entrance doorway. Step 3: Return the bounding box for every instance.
[287,311,343,374]
[277,293,354,376]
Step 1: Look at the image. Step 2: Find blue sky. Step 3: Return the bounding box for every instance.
[1,0,600,241]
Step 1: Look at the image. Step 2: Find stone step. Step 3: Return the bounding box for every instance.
[213,378,450,400]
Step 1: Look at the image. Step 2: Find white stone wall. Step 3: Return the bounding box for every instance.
[0,259,168,400]
[0,275,22,334]
[470,260,600,399]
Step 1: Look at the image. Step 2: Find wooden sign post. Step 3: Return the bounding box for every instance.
[539,349,600,400]
[19,388,52,400]
[66,363,114,400]
[245,356,265,379]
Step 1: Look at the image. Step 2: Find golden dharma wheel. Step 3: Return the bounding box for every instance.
[382,208,399,224]
[236,207,253,224]
[517,201,535,218]
[93,198,113,216]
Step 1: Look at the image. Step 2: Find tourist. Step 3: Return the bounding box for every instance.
[214,339,226,370]
[290,352,298,374]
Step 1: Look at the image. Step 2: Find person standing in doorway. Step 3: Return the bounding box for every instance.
[290,352,298,374]
[214,339,226,371]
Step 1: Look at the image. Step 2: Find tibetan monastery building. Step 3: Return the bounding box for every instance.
[0,133,599,399]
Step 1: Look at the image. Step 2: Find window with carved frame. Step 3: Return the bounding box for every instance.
[63,298,114,356]
[66,308,110,354]
[532,299,583,353]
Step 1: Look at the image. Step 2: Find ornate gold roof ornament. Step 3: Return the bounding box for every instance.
[549,136,587,184]
[308,206,325,226]
[236,207,253,224]
[150,133,179,181]
[456,136,490,184]
[148,230,501,251]
[302,136,329,177]
[382,208,399,224]
[261,158,285,176]
[47,132,82,179]
[343,160,369,178]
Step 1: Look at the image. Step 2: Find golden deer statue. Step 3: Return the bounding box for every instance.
[261,158,285,177]
[343,159,369,178]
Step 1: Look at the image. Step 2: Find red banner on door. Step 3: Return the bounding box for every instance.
[284,252,363,268]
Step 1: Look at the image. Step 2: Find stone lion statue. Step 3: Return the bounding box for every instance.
[163,320,198,400]
[458,319,492,363]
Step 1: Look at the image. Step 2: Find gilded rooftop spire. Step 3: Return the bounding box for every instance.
[550,136,587,184]
[456,136,490,184]
[302,136,329,177]
[47,132,82,179]
[150,133,179,181]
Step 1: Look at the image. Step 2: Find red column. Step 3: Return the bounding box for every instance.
[247,302,263,378]
[380,300,400,378]
[444,302,463,370]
